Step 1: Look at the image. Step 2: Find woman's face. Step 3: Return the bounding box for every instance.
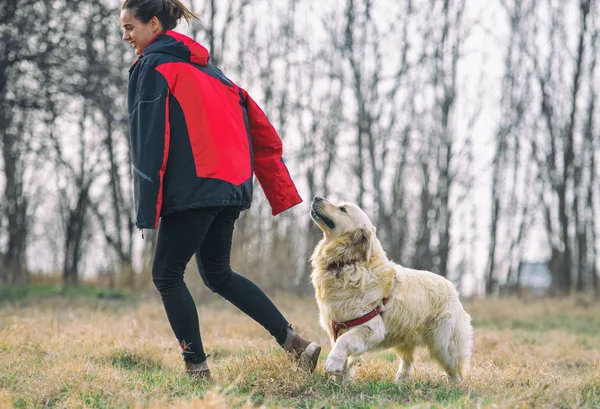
[120,9,161,56]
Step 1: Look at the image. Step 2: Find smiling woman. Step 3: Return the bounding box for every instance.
[118,0,319,385]
[120,0,196,56]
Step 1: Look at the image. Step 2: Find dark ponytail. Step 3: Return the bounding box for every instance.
[122,0,198,30]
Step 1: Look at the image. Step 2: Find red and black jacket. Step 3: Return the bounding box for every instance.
[127,31,302,229]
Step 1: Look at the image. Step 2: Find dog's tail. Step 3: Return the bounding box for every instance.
[456,309,473,377]
[430,302,473,381]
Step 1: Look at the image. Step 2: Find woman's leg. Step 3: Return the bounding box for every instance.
[152,207,220,364]
[195,206,290,345]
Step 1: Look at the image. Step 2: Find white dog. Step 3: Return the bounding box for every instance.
[310,197,473,383]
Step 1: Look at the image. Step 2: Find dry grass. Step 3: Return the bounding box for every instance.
[0,289,599,408]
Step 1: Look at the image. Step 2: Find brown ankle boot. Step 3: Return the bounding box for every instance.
[283,326,321,372]
[185,358,212,382]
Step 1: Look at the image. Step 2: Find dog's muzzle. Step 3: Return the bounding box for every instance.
[311,199,336,229]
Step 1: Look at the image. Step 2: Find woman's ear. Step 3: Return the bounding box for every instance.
[150,16,162,33]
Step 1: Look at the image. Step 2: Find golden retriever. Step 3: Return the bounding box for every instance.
[310,197,473,383]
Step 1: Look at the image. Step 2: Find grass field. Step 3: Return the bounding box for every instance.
[0,284,599,408]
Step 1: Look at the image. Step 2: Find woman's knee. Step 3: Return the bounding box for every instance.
[152,262,185,293]
[152,276,183,293]
[199,266,233,293]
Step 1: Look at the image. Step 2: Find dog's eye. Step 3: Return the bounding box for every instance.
[340,207,347,213]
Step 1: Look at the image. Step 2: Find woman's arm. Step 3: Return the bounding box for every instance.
[241,89,302,216]
[128,63,171,229]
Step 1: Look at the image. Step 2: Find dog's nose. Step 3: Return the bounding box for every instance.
[313,196,324,202]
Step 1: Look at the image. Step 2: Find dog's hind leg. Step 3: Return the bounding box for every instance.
[394,346,415,383]
[325,319,385,378]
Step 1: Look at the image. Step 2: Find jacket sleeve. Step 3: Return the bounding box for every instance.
[128,63,171,229]
[241,89,302,216]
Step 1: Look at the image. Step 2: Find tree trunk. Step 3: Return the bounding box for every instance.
[2,128,29,283]
[62,183,91,286]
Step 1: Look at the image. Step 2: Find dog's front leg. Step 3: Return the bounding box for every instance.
[325,318,385,377]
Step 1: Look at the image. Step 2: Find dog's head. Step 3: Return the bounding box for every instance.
[310,197,376,265]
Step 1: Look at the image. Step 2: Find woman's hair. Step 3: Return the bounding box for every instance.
[122,0,198,30]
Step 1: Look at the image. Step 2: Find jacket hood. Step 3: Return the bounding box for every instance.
[143,30,209,66]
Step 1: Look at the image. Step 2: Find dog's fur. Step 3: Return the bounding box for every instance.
[310,198,473,383]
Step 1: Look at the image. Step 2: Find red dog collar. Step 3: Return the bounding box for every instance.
[331,298,389,341]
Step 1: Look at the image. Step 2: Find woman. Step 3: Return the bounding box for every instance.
[120,0,321,381]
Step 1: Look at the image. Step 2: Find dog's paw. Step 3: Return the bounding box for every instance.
[347,355,363,369]
[328,371,346,385]
[394,373,411,384]
[324,355,347,375]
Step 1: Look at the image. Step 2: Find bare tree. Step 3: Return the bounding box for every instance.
[53,105,102,286]
[189,0,251,69]
[335,0,415,263]
[529,0,594,295]
[580,20,598,296]
[80,2,137,285]
[432,0,466,278]
[487,0,535,295]
[498,0,600,297]
[1,109,33,283]
[290,5,346,291]
[0,0,38,281]
[43,65,103,286]
[0,0,85,282]
[409,0,467,278]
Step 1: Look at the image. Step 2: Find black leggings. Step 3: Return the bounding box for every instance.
[151,206,289,364]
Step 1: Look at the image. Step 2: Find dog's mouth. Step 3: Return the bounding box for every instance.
[311,206,336,229]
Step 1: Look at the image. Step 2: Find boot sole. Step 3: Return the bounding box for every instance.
[303,342,322,372]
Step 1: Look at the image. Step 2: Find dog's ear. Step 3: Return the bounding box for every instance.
[350,227,373,261]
